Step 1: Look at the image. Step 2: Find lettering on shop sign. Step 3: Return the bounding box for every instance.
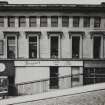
[25,61,40,65]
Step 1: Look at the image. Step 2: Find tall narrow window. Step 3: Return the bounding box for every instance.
[83,17,90,27]
[7,36,16,59]
[8,17,15,27]
[94,17,101,28]
[50,36,58,58]
[0,17,4,27]
[40,16,47,27]
[73,17,80,27]
[93,36,101,58]
[29,16,36,27]
[72,36,80,58]
[50,66,59,89]
[19,16,26,27]
[62,16,69,27]
[29,36,37,58]
[51,16,58,27]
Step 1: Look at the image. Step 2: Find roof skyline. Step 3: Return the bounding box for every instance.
[1,0,105,4]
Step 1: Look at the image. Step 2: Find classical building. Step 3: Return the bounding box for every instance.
[0,1,105,96]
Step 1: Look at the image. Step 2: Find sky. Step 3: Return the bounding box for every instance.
[1,0,105,4]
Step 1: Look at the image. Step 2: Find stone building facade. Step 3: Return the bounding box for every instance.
[0,1,105,96]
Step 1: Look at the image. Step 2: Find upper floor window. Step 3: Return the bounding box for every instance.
[73,17,80,27]
[83,17,90,27]
[7,36,16,59]
[29,16,36,27]
[19,16,26,27]
[40,16,47,27]
[94,17,101,28]
[50,36,59,58]
[0,17,4,27]
[29,36,37,58]
[51,16,58,27]
[62,16,69,27]
[93,36,101,58]
[72,36,80,58]
[0,40,4,55]
[8,17,15,27]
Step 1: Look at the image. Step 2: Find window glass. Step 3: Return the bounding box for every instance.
[19,16,26,27]
[72,36,80,58]
[83,17,90,27]
[29,36,37,58]
[51,16,58,27]
[40,16,47,27]
[0,17,4,27]
[94,17,101,28]
[29,16,36,27]
[73,17,80,27]
[8,17,15,27]
[7,36,16,59]
[62,16,69,27]
[50,36,58,58]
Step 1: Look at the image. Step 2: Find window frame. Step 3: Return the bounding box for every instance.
[62,16,69,27]
[51,16,58,27]
[8,16,15,27]
[83,17,90,28]
[73,16,80,27]
[94,17,101,28]
[19,16,26,27]
[29,16,37,27]
[40,16,47,27]
[0,16,4,27]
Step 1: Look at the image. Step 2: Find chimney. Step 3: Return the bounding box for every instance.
[101,2,105,6]
[0,1,8,5]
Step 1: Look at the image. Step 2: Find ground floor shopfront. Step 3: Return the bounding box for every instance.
[0,59,105,96]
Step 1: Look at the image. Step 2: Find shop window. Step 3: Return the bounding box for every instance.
[0,40,4,55]
[19,16,26,27]
[0,17,4,27]
[40,16,47,27]
[73,16,80,27]
[50,36,58,58]
[93,36,101,58]
[51,16,58,27]
[83,17,90,27]
[8,17,15,27]
[62,16,69,27]
[7,36,16,59]
[84,68,105,85]
[94,17,101,28]
[29,16,36,27]
[50,66,59,89]
[72,36,80,58]
[29,36,37,58]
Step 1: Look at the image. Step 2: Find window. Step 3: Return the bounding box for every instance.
[29,36,37,58]
[72,36,80,58]
[19,16,26,27]
[93,36,101,58]
[84,68,105,85]
[0,40,4,55]
[40,16,47,27]
[50,66,59,89]
[62,16,69,27]
[7,36,16,59]
[29,16,36,27]
[50,36,58,58]
[83,17,90,27]
[73,17,80,27]
[51,16,58,27]
[8,17,15,27]
[0,17,4,27]
[94,17,101,28]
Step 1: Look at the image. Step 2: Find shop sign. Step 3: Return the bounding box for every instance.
[15,60,83,67]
